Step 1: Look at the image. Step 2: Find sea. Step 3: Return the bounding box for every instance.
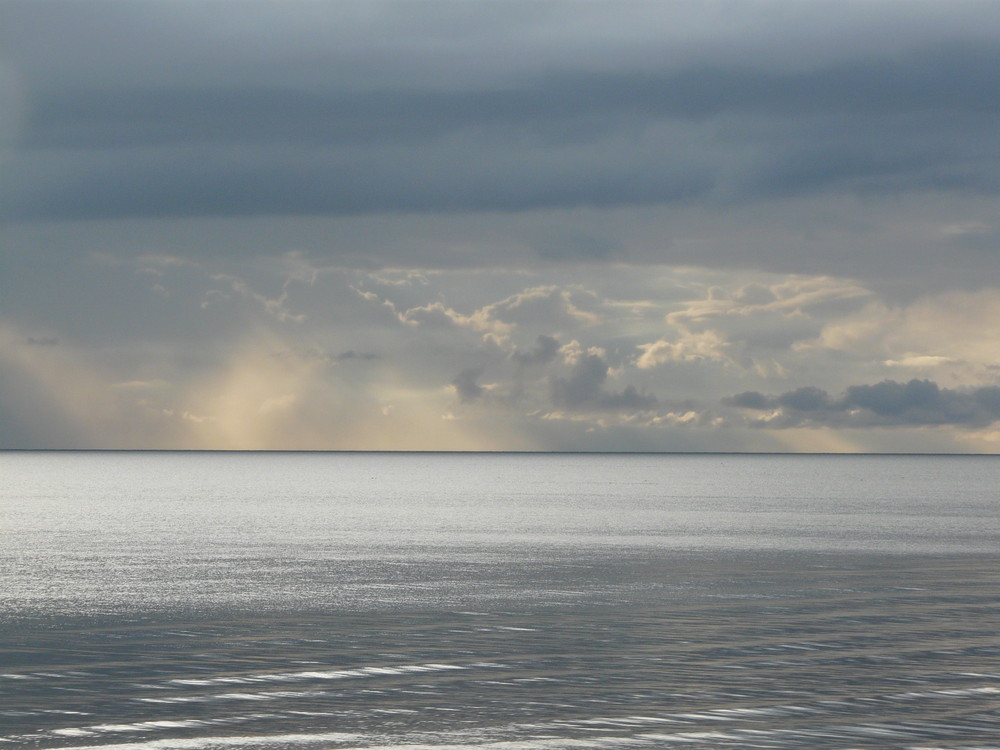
[1,451,999,750]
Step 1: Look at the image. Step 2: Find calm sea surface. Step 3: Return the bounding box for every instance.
[1,452,999,749]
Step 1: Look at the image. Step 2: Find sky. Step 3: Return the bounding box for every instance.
[2,0,1000,451]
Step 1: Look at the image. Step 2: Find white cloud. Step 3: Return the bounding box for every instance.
[939,221,992,238]
[209,273,306,323]
[666,276,871,327]
[807,289,1000,387]
[636,330,730,369]
[113,379,170,390]
[884,355,955,369]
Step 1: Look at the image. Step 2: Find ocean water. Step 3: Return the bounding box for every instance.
[1,452,999,750]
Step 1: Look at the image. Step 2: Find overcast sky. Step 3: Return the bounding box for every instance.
[3,0,1000,451]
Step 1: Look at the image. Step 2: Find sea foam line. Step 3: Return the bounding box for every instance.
[164,662,500,687]
[18,732,365,750]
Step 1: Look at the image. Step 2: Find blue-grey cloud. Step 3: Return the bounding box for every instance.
[22,42,1000,152]
[5,3,1000,222]
[726,379,1000,428]
[513,335,560,368]
[551,353,656,412]
[452,367,485,403]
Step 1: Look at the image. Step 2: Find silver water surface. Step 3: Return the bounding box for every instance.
[1,452,999,749]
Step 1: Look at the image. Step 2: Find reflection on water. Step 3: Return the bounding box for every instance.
[1,453,999,749]
[5,555,1000,749]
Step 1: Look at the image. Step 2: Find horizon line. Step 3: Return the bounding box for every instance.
[1,449,995,457]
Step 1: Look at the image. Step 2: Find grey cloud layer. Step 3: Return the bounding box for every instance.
[25,44,1000,151]
[5,2,1000,222]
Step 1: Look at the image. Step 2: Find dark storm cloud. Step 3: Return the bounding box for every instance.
[551,354,656,412]
[4,2,1000,221]
[725,379,1000,428]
